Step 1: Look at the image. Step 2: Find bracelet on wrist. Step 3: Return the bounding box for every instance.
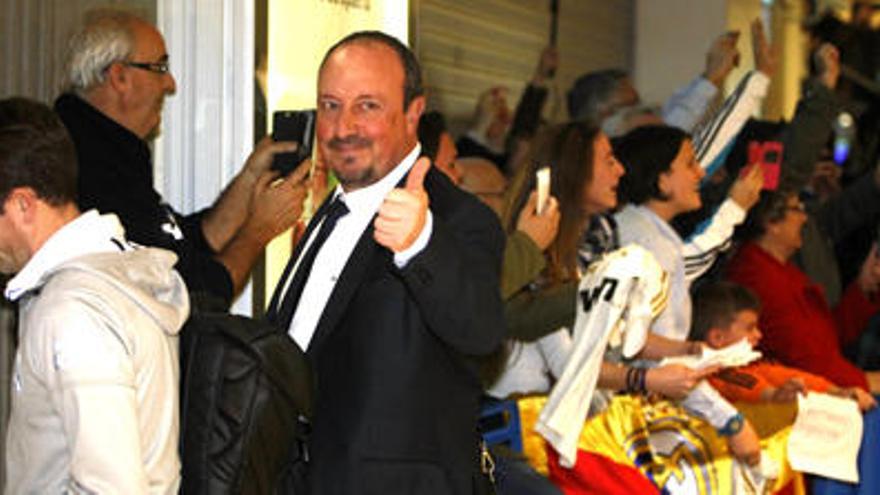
[624,366,648,394]
[637,367,647,394]
[624,366,637,393]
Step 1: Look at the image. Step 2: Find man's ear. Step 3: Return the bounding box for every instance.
[405,95,426,133]
[104,62,130,94]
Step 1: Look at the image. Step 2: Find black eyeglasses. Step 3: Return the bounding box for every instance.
[122,60,170,74]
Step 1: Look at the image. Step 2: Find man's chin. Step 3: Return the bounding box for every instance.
[145,123,162,141]
[331,162,376,191]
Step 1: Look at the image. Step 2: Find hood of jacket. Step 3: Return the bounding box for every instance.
[40,248,189,337]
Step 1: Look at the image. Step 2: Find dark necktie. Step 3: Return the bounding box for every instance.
[276,197,349,329]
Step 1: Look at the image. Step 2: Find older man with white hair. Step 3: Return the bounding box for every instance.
[54,9,307,308]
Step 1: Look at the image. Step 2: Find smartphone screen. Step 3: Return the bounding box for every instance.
[536,166,551,215]
[272,110,316,176]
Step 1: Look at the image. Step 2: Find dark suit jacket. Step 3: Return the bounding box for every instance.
[270,167,506,494]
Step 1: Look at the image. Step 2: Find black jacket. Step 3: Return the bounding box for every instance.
[268,167,506,494]
[55,94,233,306]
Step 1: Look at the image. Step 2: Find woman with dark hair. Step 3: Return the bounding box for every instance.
[614,124,763,340]
[612,124,763,466]
[615,125,703,341]
[726,188,880,391]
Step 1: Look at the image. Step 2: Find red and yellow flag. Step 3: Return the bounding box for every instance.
[517,395,804,495]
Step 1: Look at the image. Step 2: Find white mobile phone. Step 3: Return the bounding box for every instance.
[536,166,551,215]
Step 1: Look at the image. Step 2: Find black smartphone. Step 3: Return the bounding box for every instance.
[272,109,316,176]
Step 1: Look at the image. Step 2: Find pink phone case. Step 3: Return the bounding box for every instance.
[745,141,783,190]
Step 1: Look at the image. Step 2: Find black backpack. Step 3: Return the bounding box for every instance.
[179,312,313,494]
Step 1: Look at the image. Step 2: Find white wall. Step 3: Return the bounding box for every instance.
[416,0,635,132]
[634,0,727,107]
[157,0,255,315]
[0,0,155,102]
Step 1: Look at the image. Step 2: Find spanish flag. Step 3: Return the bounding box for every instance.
[517,395,804,495]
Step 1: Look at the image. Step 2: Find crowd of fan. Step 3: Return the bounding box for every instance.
[417,7,880,493]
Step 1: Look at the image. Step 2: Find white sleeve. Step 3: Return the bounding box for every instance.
[682,198,746,281]
[693,71,771,170]
[681,380,740,430]
[662,76,719,133]
[538,328,574,380]
[37,307,149,495]
[393,211,434,267]
[675,73,769,283]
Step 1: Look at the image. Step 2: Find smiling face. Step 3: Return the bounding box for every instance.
[658,139,704,215]
[764,195,808,255]
[316,41,424,191]
[582,132,625,216]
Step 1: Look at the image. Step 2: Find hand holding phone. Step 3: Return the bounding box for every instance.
[272,109,316,176]
[536,167,551,215]
[743,140,783,190]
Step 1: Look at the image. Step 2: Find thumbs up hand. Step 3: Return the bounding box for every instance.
[374,157,431,252]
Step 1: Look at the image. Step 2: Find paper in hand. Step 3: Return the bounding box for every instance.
[788,392,861,483]
[660,339,761,371]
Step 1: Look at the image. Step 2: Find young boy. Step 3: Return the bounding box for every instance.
[691,281,875,411]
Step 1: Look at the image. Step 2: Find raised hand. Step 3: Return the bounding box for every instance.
[516,190,560,251]
[728,163,764,211]
[242,135,299,183]
[533,45,560,85]
[752,17,777,78]
[243,159,310,244]
[374,157,431,252]
[704,31,740,87]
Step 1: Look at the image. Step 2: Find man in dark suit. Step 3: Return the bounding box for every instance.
[267,31,506,493]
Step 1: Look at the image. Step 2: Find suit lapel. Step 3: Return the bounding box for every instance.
[307,219,382,354]
[305,166,432,352]
[266,195,336,321]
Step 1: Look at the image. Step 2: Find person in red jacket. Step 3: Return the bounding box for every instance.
[725,189,880,392]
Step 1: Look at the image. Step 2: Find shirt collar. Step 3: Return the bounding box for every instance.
[334,143,422,215]
[5,210,128,301]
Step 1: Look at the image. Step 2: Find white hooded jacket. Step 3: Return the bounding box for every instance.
[5,211,189,495]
